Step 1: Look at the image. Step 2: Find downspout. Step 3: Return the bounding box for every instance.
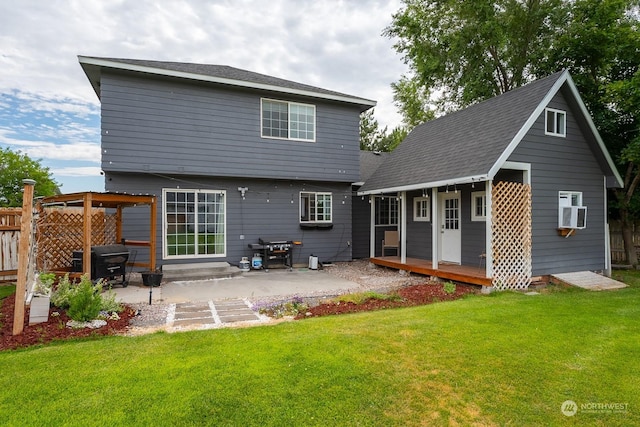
[604,176,611,277]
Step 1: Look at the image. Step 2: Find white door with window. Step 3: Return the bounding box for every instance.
[439,192,461,264]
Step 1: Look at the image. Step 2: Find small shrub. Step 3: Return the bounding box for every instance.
[51,274,73,309]
[443,281,456,294]
[34,272,56,296]
[255,296,309,318]
[66,276,103,322]
[100,285,123,313]
[334,291,403,305]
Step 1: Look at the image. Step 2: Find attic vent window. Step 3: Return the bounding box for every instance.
[262,98,315,142]
[545,108,566,137]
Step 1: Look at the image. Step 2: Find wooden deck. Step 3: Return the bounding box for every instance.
[370,256,492,287]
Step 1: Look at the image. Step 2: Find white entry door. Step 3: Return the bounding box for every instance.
[439,192,461,264]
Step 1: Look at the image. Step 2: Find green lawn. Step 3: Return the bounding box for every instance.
[0,275,638,426]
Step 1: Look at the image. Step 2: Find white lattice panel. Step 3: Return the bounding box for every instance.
[491,181,532,290]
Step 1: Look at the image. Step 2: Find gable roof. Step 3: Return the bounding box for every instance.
[358,70,623,194]
[78,56,376,112]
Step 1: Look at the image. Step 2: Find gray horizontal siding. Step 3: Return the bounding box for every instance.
[351,193,371,259]
[106,172,353,268]
[100,72,360,182]
[405,190,432,259]
[508,92,606,275]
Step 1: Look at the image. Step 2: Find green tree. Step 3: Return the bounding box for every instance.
[359,109,387,151]
[0,147,59,207]
[385,0,568,118]
[537,0,640,264]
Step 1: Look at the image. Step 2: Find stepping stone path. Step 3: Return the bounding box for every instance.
[167,298,267,330]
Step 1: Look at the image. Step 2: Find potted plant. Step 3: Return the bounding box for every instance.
[141,268,163,287]
[29,272,55,324]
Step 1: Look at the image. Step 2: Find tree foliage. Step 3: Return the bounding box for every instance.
[0,147,59,207]
[359,109,410,152]
[385,0,568,119]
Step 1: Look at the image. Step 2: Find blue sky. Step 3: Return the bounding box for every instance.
[0,0,406,194]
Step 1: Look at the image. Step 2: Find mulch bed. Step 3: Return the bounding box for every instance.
[0,294,136,351]
[1,282,478,351]
[297,282,478,318]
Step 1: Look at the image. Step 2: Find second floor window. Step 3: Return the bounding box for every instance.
[262,99,315,142]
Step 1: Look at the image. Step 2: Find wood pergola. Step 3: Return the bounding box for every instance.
[38,192,157,276]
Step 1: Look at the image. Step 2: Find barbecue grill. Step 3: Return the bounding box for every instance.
[248,238,296,270]
[72,244,130,287]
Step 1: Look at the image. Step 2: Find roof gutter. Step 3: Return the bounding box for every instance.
[357,174,489,196]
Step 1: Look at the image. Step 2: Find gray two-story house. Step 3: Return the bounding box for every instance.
[79,56,375,270]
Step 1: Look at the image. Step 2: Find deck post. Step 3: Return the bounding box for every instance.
[400,191,407,264]
[369,196,375,258]
[431,188,438,270]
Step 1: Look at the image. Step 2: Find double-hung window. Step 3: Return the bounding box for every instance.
[300,192,332,223]
[471,191,487,221]
[413,196,430,222]
[545,108,566,137]
[375,196,398,225]
[262,99,315,141]
[163,189,226,258]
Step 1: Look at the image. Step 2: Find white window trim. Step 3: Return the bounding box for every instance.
[300,191,332,223]
[413,196,430,222]
[261,98,316,142]
[162,188,226,260]
[545,107,566,137]
[471,191,487,222]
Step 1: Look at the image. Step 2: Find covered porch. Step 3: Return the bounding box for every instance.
[370,256,492,287]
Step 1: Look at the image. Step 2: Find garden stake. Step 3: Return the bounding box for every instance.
[149,280,153,305]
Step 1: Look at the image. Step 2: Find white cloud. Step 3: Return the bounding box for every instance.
[0,129,100,162]
[50,166,102,177]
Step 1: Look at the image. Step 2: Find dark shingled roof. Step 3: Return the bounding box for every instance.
[360,71,575,193]
[78,56,375,111]
[358,151,389,183]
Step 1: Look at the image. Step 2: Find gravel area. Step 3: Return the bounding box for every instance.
[123,259,433,332]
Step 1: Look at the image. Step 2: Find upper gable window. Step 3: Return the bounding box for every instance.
[545,108,566,137]
[261,99,315,142]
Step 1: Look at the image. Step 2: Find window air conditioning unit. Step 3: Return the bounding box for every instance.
[559,206,587,229]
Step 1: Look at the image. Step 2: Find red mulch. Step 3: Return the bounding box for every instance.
[297,282,478,318]
[0,294,136,351]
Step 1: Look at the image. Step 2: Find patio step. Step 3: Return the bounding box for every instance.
[161,262,243,282]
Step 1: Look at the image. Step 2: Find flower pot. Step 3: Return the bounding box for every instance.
[29,295,51,325]
[141,271,163,287]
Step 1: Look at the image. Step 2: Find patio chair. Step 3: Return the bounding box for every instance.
[382,230,399,256]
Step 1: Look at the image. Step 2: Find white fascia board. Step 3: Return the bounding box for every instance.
[78,56,376,108]
[489,71,569,179]
[356,174,489,196]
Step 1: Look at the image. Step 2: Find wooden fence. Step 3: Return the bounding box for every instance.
[0,208,22,281]
[609,220,640,264]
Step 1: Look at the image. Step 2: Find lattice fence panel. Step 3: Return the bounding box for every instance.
[491,181,532,290]
[35,208,117,271]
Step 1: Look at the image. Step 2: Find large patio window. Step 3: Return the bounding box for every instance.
[375,196,398,225]
[163,189,226,258]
